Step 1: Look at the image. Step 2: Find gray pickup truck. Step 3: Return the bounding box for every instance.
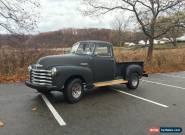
[26,40,146,103]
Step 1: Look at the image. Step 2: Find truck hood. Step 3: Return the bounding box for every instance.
[37,54,90,69]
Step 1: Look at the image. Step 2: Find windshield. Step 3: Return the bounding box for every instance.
[71,42,94,55]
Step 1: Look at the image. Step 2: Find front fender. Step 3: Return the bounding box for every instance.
[53,66,93,88]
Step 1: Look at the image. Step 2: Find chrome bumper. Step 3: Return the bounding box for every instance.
[25,81,57,91]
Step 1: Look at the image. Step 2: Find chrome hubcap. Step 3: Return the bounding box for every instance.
[132,76,138,87]
[72,83,82,99]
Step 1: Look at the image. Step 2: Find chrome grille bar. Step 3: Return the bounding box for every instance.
[32,68,52,73]
[30,68,53,86]
[32,72,52,76]
[31,81,52,86]
[32,74,52,79]
[31,78,52,83]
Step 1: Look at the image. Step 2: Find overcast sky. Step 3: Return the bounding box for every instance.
[37,0,124,32]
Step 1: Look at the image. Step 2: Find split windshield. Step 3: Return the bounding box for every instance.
[71,42,94,55]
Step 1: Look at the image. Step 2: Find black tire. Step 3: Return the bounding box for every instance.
[64,78,84,104]
[126,73,140,90]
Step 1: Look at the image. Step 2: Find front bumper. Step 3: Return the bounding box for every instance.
[25,81,58,91]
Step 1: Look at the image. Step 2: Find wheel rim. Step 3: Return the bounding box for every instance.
[131,76,139,87]
[72,83,82,99]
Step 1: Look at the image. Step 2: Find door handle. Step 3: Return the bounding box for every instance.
[80,63,89,66]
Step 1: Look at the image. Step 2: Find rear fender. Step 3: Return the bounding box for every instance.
[125,65,143,80]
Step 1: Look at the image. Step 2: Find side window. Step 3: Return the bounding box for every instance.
[76,43,94,55]
[77,43,89,54]
[94,44,111,57]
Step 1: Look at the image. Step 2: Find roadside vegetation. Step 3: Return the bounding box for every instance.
[153,43,185,50]
[0,48,63,83]
[0,43,185,83]
[115,46,185,73]
[0,0,185,83]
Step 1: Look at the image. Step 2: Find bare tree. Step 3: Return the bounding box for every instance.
[166,26,185,46]
[82,0,185,61]
[0,0,40,34]
[111,16,130,46]
[157,12,185,46]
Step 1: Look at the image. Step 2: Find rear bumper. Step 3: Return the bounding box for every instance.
[143,72,149,77]
[25,81,58,91]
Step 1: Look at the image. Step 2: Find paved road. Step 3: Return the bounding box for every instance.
[0,72,185,135]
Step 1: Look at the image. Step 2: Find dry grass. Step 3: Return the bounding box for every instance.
[0,48,63,83]
[115,48,185,73]
[0,47,185,83]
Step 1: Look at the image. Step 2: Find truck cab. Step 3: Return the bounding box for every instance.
[26,40,144,103]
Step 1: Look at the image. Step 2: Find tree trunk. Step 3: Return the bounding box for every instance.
[171,28,177,47]
[147,38,154,62]
[172,38,177,47]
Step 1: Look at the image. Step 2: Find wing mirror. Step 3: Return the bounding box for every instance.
[93,52,98,56]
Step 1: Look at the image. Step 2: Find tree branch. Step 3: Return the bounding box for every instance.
[0,0,39,34]
[159,0,183,12]
[137,0,152,10]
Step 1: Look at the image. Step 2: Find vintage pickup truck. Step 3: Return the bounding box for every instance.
[26,40,146,103]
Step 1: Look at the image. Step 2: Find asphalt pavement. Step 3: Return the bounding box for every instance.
[0,72,185,135]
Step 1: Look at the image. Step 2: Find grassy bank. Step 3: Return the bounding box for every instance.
[0,48,63,83]
[0,47,185,83]
[115,48,185,73]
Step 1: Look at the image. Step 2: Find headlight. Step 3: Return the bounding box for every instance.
[28,66,32,72]
[51,67,57,76]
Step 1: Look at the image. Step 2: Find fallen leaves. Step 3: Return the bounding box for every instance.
[32,107,37,112]
[0,74,28,83]
[0,120,4,127]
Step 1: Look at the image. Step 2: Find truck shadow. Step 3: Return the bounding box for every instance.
[44,85,129,104]
[43,91,65,103]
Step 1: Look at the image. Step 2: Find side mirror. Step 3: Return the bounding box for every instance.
[93,52,98,56]
[86,52,93,55]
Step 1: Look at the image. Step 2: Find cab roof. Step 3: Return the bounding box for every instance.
[79,40,112,46]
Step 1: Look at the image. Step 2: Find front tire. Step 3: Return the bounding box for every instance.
[126,73,140,90]
[64,78,84,104]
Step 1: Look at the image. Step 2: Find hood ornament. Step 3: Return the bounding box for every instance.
[35,64,43,69]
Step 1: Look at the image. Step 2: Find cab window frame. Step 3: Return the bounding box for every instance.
[93,43,112,57]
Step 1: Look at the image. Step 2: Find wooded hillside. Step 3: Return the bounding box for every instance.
[0,28,146,48]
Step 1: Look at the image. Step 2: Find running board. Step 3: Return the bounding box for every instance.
[94,79,128,87]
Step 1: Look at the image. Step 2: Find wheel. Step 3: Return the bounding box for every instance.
[126,73,140,90]
[64,78,84,103]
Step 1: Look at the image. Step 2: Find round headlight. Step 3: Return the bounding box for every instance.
[28,66,32,72]
[51,67,57,76]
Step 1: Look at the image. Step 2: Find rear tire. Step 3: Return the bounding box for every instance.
[126,73,140,90]
[64,78,84,104]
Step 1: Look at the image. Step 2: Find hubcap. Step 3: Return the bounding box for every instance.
[72,83,82,99]
[132,76,138,87]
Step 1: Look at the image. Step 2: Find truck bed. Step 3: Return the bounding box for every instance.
[116,61,144,78]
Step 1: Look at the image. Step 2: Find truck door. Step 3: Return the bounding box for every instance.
[92,43,115,82]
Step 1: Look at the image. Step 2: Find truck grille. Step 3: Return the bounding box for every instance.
[30,68,52,86]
